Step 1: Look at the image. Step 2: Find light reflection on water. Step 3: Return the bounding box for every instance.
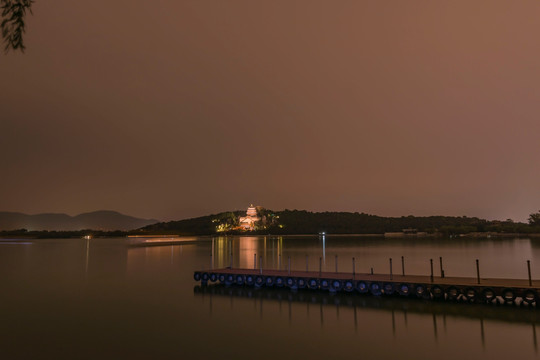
[191,236,540,358]
[1,236,540,359]
[204,235,540,280]
[194,284,540,351]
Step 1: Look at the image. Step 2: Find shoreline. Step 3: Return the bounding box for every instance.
[3,232,540,240]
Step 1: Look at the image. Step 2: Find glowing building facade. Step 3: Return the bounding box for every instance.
[239,205,261,230]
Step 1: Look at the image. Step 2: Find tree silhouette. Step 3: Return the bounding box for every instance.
[529,211,540,226]
[1,0,34,53]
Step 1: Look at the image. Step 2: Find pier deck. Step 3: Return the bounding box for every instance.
[201,268,540,288]
[194,267,540,305]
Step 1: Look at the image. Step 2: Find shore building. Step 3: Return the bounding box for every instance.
[239,205,260,230]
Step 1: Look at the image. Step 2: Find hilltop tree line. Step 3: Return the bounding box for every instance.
[140,209,540,236]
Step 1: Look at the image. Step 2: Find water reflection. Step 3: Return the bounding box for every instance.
[321,233,326,264]
[205,235,540,280]
[194,284,539,353]
[3,236,540,360]
[85,237,90,278]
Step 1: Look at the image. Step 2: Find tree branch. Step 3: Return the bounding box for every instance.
[1,0,34,53]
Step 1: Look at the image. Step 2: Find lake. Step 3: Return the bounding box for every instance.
[1,235,539,359]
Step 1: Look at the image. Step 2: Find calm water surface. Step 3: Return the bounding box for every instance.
[1,236,539,359]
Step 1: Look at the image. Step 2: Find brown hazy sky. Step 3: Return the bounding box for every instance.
[1,1,540,222]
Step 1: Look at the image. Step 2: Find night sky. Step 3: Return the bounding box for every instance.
[1,1,539,222]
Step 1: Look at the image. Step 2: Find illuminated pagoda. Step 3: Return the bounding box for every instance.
[239,204,261,230]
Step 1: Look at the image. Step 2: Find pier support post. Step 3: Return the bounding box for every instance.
[390,258,393,280]
[288,256,291,275]
[528,260,532,286]
[319,257,322,278]
[440,256,445,278]
[352,257,356,281]
[335,255,338,273]
[476,259,480,284]
[401,256,405,276]
[370,267,373,275]
[430,259,434,283]
[211,239,214,270]
[259,256,263,275]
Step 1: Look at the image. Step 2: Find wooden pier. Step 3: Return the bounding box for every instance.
[193,267,540,306]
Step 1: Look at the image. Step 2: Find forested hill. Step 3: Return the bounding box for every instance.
[140,209,540,236]
[138,211,244,235]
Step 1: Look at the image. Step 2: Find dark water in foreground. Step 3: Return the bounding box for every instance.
[1,236,540,359]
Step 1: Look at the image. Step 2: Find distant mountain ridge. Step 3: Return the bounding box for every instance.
[0,210,159,231]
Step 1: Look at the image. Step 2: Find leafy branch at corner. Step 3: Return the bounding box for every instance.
[1,0,34,53]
